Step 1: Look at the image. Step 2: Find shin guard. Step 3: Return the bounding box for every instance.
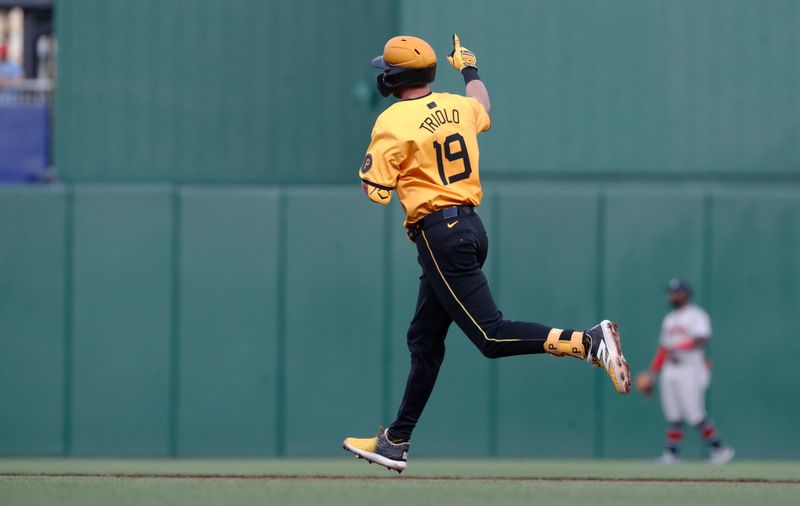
[544,328,587,359]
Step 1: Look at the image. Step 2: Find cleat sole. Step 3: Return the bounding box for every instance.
[342,441,406,473]
[604,321,631,394]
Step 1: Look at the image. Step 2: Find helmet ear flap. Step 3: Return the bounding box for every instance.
[376,73,393,97]
[375,65,436,98]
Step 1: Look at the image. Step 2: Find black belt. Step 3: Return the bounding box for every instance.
[406,205,475,241]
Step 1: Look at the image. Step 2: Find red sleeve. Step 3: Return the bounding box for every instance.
[650,346,667,373]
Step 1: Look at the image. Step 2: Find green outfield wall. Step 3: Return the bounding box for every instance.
[1,183,798,458]
[54,0,397,183]
[403,0,800,178]
[55,0,800,183]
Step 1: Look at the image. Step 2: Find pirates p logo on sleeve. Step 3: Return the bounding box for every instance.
[360,153,374,174]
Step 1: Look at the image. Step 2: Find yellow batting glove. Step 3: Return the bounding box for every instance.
[447,33,478,71]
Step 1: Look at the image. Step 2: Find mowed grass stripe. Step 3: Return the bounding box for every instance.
[0,459,798,481]
[1,476,800,506]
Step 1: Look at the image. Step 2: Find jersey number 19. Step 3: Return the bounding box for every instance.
[434,133,472,186]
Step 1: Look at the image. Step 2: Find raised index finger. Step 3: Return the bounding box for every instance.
[452,33,461,49]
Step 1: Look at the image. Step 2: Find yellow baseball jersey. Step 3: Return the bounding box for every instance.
[358,92,491,226]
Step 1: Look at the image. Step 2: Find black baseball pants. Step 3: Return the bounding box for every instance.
[389,208,554,441]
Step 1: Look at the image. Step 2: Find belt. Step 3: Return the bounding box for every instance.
[406,205,475,241]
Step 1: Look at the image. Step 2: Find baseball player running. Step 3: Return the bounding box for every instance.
[635,279,734,464]
[342,34,631,473]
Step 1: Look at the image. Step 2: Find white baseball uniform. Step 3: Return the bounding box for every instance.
[658,303,712,425]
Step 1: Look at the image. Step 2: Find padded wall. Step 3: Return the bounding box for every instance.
[2,183,798,458]
[177,188,280,456]
[0,188,65,454]
[70,187,173,455]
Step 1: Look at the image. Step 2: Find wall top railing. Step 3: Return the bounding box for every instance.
[0,78,53,106]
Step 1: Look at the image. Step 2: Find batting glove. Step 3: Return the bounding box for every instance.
[447,33,477,71]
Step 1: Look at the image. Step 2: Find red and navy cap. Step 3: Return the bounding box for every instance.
[666,278,692,296]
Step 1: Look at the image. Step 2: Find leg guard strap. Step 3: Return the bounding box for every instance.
[544,328,587,359]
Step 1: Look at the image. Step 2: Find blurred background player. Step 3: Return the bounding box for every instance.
[0,38,23,85]
[342,34,631,473]
[635,279,734,464]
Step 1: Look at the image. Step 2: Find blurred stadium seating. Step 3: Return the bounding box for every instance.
[0,79,52,182]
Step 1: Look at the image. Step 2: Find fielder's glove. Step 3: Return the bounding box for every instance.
[447,33,477,71]
[635,371,655,397]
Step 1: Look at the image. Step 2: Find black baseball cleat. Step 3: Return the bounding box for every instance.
[585,320,631,394]
[343,427,409,473]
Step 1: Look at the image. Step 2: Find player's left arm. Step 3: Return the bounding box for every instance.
[358,122,404,205]
[358,125,402,205]
[361,179,394,204]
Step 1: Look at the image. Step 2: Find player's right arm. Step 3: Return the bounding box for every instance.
[466,79,491,114]
[358,123,403,205]
[636,321,668,395]
[635,345,666,396]
[448,34,491,114]
[649,346,667,374]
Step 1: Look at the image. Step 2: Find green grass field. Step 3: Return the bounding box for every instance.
[1,459,798,506]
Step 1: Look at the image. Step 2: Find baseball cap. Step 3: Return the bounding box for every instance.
[666,278,693,295]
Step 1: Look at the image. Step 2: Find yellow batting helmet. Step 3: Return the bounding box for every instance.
[372,36,437,97]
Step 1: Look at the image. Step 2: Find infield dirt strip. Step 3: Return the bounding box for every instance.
[2,459,799,484]
[2,473,799,485]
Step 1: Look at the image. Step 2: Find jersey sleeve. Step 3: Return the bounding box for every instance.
[358,125,403,205]
[692,309,712,339]
[467,96,491,133]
